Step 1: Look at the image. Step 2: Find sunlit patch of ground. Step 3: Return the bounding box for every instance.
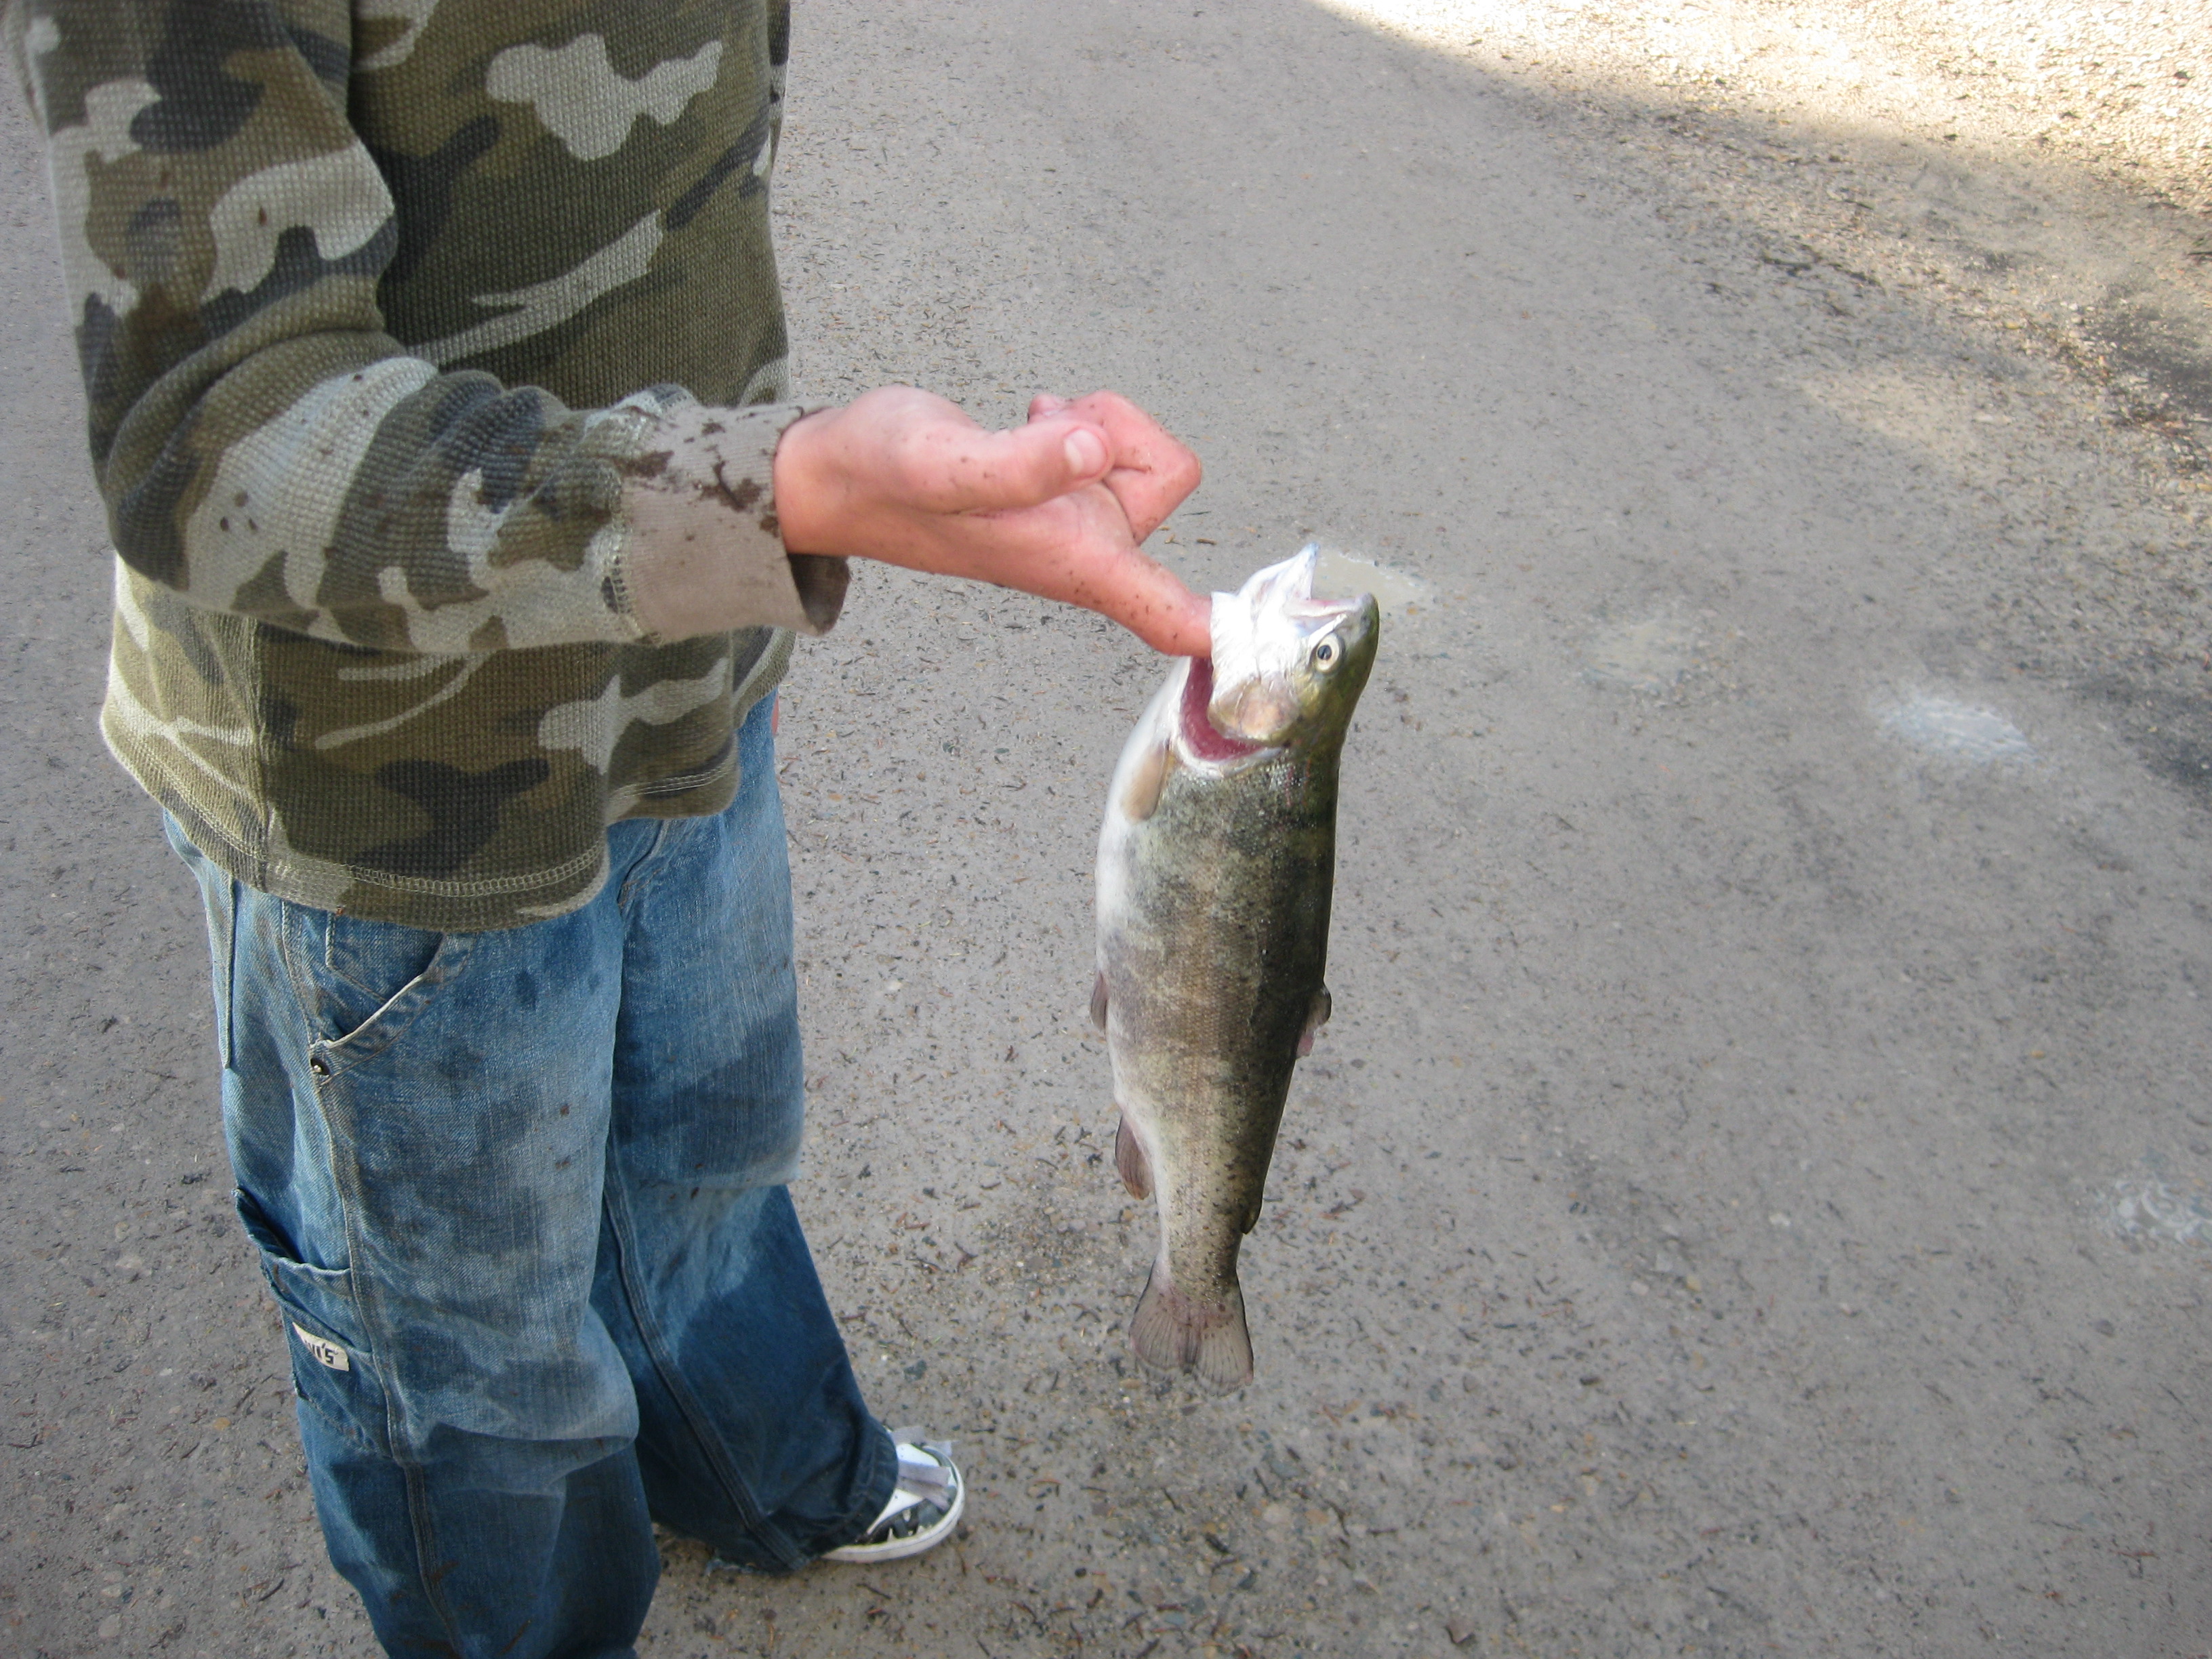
[1312,0,2211,214]
[2100,1167,2212,1250]
[1317,1,2212,464]
[1877,689,2038,763]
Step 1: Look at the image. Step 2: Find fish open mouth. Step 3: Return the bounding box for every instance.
[1180,658,1266,762]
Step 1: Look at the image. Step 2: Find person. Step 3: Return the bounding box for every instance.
[9,2,1207,1653]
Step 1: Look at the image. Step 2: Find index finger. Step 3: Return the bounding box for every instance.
[1052,547,1213,657]
[1104,560,1213,657]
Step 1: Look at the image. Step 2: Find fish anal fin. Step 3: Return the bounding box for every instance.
[1115,1110,1153,1199]
[1296,983,1333,1057]
[1130,1267,1252,1392]
[1090,970,1109,1033]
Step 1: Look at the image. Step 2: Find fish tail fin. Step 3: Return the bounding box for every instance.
[1115,1110,1153,1199]
[1130,1265,1253,1391]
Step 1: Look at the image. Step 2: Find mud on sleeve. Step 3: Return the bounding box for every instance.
[12,0,843,653]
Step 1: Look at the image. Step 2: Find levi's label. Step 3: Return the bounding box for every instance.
[292,1323,351,1372]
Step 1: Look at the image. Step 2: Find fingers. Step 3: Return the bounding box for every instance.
[901,410,1113,516]
[915,398,1207,652]
[960,481,1212,656]
[771,384,1211,655]
[861,476,1210,655]
[1064,426,1108,476]
[1028,391,1202,541]
[776,390,1120,554]
[1073,550,1213,657]
[900,388,1195,530]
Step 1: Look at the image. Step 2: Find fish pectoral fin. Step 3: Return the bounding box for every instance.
[1090,970,1109,1033]
[1120,733,1176,822]
[1115,1111,1153,1200]
[1296,984,1333,1057]
[1130,1267,1252,1392]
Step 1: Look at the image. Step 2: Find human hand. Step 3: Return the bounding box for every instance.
[773,386,1208,656]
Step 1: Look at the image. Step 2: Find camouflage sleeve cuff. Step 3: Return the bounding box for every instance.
[619,401,848,642]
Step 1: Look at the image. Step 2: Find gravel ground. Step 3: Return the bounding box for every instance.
[5,3,2212,1658]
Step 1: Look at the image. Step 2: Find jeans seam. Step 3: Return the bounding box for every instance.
[350,1179,466,1645]
[216,872,240,1070]
[273,906,326,1063]
[292,1067,469,1637]
[401,1459,470,1645]
[307,1073,424,1486]
[601,1170,800,1571]
[253,900,426,1498]
[615,819,680,912]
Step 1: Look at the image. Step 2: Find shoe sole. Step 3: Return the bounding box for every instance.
[822,1470,966,1563]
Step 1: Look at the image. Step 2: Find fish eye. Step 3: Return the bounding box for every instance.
[1311,636,1341,671]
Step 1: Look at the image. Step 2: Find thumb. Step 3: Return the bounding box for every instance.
[928,417,1109,514]
[1055,422,1109,480]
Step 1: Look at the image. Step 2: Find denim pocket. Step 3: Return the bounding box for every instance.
[235,1187,382,1450]
[292,909,475,1069]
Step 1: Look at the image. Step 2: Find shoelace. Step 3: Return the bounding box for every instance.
[857,1436,956,1540]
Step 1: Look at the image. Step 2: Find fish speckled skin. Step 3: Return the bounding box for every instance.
[1094,547,1378,1389]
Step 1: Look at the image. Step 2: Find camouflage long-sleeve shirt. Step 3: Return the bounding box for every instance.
[12,0,845,928]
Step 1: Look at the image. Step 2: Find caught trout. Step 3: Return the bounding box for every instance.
[1093,545,1378,1389]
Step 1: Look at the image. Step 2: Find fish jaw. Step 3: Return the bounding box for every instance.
[1207,544,1380,748]
[1176,656,1274,766]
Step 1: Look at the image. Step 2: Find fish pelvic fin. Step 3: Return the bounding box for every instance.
[1297,983,1333,1057]
[1130,1267,1253,1392]
[1115,1110,1153,1200]
[1091,970,1109,1033]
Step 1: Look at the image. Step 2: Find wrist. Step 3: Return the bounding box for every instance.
[771,406,844,555]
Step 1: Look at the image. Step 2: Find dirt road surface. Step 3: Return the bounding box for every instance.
[5,3,2211,1655]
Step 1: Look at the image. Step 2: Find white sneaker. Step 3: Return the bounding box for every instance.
[822,1432,965,1563]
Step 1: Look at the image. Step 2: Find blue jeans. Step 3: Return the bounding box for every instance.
[165,695,894,1658]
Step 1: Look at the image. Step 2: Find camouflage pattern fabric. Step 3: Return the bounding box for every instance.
[9,0,846,928]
